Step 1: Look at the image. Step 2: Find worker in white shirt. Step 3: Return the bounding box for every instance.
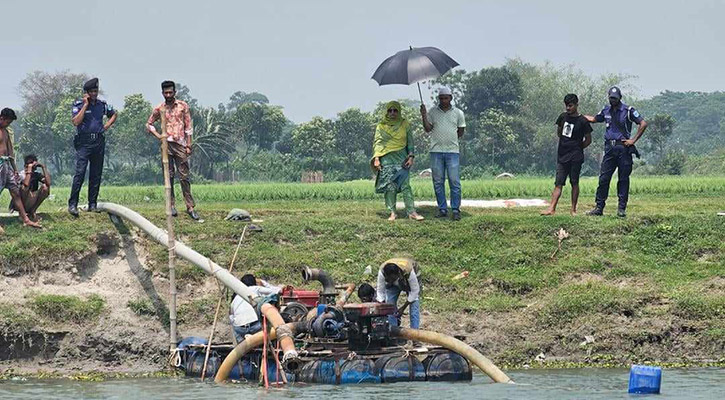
[229,274,282,343]
[375,258,421,329]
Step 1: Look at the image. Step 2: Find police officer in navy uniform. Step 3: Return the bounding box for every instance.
[68,78,117,216]
[585,87,648,218]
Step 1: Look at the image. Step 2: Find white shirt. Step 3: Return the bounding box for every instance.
[229,281,281,327]
[426,105,466,153]
[375,269,420,303]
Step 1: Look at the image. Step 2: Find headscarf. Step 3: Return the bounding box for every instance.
[372,101,409,159]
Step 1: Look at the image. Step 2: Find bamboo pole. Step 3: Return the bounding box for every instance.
[159,109,178,354]
[200,226,247,381]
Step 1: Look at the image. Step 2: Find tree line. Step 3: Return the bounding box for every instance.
[11,60,725,186]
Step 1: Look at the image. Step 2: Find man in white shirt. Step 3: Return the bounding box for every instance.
[420,87,466,220]
[375,258,421,329]
[229,274,282,343]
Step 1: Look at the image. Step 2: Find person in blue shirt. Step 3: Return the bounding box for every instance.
[584,87,648,218]
[69,78,117,216]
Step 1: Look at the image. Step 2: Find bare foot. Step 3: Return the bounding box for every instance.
[540,209,555,216]
[388,212,396,221]
[570,210,578,216]
[23,219,42,229]
[408,212,425,221]
[29,213,42,222]
[0,225,4,235]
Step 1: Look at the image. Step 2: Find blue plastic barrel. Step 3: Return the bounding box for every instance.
[374,354,426,383]
[423,351,472,382]
[628,365,662,394]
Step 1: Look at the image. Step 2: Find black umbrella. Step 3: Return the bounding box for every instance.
[371,46,459,104]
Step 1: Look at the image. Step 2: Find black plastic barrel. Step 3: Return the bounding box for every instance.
[373,354,426,383]
[423,351,472,382]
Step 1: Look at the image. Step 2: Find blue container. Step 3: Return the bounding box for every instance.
[423,351,472,382]
[628,365,662,394]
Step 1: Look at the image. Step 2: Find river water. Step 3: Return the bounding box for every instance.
[1,368,723,399]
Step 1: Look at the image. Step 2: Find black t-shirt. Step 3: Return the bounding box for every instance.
[555,113,592,163]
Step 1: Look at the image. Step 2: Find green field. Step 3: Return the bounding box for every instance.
[1,176,723,366]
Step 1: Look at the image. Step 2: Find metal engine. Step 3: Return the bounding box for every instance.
[342,302,396,350]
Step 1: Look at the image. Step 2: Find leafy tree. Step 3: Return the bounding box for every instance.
[291,117,335,170]
[461,66,523,116]
[107,93,155,169]
[644,113,675,158]
[227,103,287,150]
[227,91,269,109]
[16,71,89,174]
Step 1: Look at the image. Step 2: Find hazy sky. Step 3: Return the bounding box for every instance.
[2,0,723,122]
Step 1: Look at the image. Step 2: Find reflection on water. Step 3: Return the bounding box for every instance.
[0,368,723,400]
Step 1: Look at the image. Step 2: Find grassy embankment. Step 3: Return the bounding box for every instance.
[0,176,723,367]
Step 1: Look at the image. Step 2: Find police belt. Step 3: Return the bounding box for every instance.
[76,132,104,143]
[605,139,640,158]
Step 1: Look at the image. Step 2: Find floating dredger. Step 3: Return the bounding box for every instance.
[179,267,511,385]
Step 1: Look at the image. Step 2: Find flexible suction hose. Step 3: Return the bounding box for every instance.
[214,321,307,383]
[390,326,513,383]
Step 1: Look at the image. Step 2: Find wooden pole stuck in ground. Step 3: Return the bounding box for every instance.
[200,226,248,381]
[160,110,178,354]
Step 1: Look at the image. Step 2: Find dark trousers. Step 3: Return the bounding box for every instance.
[595,143,633,211]
[69,137,105,207]
[167,142,195,210]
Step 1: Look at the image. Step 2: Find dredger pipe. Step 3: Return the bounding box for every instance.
[214,322,307,383]
[98,202,257,305]
[260,303,299,367]
[390,326,513,383]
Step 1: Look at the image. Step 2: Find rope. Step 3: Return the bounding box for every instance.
[262,315,269,389]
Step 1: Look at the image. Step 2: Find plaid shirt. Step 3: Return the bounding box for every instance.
[147,100,193,146]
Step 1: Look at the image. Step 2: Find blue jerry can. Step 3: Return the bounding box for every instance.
[628,365,662,394]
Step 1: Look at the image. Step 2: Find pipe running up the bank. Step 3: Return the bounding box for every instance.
[97,202,259,306]
[390,326,513,383]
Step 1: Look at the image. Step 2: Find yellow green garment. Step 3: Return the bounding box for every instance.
[372,101,416,214]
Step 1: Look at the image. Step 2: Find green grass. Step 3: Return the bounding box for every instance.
[671,289,725,319]
[29,294,106,324]
[1,175,724,328]
[127,298,156,317]
[0,303,38,333]
[2,176,723,205]
[538,282,644,323]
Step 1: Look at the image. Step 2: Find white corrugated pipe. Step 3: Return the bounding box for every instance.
[96,202,258,306]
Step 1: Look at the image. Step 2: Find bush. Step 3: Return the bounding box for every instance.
[654,150,687,175]
[30,294,106,323]
[127,298,156,317]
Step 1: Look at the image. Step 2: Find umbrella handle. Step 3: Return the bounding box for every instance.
[417,82,424,105]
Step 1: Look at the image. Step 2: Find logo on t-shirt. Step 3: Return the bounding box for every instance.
[562,122,574,138]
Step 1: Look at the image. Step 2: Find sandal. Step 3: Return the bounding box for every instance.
[408,212,424,221]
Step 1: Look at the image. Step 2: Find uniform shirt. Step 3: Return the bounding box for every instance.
[555,113,592,163]
[229,281,281,327]
[426,105,466,153]
[594,102,644,141]
[376,268,420,303]
[147,100,193,147]
[72,99,115,135]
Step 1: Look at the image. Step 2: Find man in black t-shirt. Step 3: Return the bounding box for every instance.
[541,94,592,216]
